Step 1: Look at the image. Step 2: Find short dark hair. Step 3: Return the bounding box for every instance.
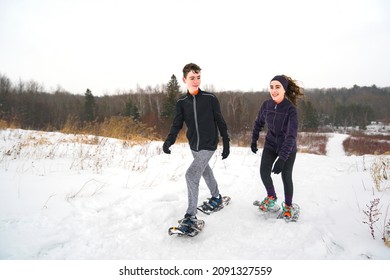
[182,63,201,78]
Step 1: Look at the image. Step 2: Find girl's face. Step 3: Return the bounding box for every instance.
[183,71,201,94]
[269,80,286,104]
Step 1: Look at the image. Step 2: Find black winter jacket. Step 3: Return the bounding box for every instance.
[165,89,229,151]
[252,98,298,161]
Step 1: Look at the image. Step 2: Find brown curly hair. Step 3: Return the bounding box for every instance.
[282,75,305,106]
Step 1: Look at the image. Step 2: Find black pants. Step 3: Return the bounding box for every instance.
[260,148,296,206]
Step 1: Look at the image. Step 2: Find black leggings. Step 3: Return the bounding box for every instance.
[260,148,296,205]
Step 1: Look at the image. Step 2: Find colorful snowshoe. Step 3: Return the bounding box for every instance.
[277,202,300,222]
[253,196,281,212]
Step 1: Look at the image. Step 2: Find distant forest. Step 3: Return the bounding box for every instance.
[1,73,389,144]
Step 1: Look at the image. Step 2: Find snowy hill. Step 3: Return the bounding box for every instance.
[0,129,389,260]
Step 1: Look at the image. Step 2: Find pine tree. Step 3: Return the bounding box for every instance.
[84,89,96,122]
[300,100,319,130]
[161,75,181,121]
[124,98,140,121]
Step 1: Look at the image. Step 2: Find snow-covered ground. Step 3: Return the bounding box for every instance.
[0,129,389,261]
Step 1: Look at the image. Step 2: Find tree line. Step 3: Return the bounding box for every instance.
[1,73,389,144]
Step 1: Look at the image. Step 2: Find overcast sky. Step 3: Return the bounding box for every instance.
[1,0,389,95]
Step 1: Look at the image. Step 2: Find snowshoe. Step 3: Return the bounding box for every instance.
[197,195,231,215]
[253,196,281,213]
[168,215,205,237]
[277,202,300,222]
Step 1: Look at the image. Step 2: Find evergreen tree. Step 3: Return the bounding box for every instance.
[124,98,140,121]
[84,89,96,122]
[0,75,12,120]
[300,100,319,130]
[161,75,181,121]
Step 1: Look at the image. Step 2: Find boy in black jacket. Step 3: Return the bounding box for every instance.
[163,63,230,234]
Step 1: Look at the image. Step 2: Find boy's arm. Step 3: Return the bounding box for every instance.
[164,101,184,147]
[212,97,229,141]
[212,96,230,159]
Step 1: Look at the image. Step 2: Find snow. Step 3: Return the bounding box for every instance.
[0,128,390,262]
[326,133,349,157]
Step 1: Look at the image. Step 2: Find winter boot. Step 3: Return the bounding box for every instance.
[258,196,279,212]
[202,194,223,212]
[177,214,198,234]
[281,202,292,219]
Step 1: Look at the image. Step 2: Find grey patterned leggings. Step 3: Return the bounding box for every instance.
[185,150,219,216]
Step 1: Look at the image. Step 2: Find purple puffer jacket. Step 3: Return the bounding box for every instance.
[252,98,298,161]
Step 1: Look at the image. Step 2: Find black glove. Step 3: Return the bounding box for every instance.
[162,141,171,154]
[272,158,285,174]
[251,142,258,154]
[222,138,230,160]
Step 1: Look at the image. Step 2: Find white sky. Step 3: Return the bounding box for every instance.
[0,0,389,95]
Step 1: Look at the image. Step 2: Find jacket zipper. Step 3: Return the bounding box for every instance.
[273,103,278,149]
[193,95,200,151]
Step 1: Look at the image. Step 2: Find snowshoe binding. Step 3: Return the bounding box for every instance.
[197,195,231,215]
[253,196,281,213]
[277,202,300,222]
[168,214,205,237]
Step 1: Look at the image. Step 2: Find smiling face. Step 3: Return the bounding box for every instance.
[269,80,286,104]
[183,70,201,94]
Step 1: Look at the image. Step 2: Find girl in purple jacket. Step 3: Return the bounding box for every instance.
[251,75,304,220]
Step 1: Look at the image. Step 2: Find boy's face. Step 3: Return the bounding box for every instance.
[183,70,201,94]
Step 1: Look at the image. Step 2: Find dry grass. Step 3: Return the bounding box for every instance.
[343,133,390,155]
[4,117,389,157]
[0,119,20,129]
[297,133,329,155]
[370,155,390,192]
[1,128,164,174]
[233,132,329,155]
[61,116,161,143]
[0,119,7,129]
